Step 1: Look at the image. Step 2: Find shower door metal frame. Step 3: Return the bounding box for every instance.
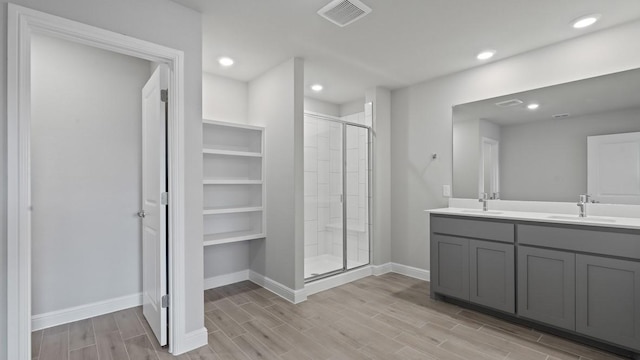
[303,111,373,283]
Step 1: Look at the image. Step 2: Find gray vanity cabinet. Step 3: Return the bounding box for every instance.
[431,214,640,355]
[431,234,469,300]
[469,240,515,313]
[431,215,514,311]
[517,246,575,330]
[576,254,640,350]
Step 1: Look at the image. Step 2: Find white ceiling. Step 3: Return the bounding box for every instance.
[454,68,640,126]
[172,0,640,105]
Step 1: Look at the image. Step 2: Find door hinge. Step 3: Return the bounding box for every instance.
[160,89,168,103]
[161,294,170,308]
[161,192,169,205]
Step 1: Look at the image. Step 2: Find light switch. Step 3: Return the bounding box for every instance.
[442,185,451,197]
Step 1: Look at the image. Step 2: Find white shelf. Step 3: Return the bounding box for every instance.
[201,119,266,250]
[203,179,263,185]
[203,231,266,246]
[202,119,263,153]
[203,206,263,215]
[203,148,262,157]
[203,118,264,130]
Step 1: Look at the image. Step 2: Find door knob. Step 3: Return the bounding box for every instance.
[137,210,147,218]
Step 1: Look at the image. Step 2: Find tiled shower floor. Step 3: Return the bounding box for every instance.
[304,254,367,279]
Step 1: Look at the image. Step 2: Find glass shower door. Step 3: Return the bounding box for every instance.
[345,124,370,270]
[304,116,344,279]
[304,113,371,281]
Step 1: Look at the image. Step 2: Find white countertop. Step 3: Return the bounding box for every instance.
[426,207,640,230]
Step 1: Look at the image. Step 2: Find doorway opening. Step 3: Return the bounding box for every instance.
[7,5,188,359]
[29,30,169,357]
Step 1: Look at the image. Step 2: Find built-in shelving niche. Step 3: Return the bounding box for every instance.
[202,119,265,246]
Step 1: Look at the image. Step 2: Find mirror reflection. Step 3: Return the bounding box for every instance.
[452,68,640,204]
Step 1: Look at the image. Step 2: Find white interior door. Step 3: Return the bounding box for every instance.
[141,64,169,345]
[588,132,640,204]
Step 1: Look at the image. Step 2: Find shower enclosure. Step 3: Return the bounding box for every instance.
[303,108,372,281]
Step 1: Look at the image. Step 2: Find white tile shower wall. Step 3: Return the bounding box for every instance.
[338,112,370,265]
[318,120,332,257]
[329,121,343,259]
[304,112,371,265]
[304,117,318,258]
[304,116,336,259]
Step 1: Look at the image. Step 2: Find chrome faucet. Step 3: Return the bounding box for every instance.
[577,194,591,217]
[479,192,489,211]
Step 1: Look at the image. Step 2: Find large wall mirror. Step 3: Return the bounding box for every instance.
[452,68,640,205]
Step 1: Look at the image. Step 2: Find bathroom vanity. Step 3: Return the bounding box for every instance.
[429,209,640,357]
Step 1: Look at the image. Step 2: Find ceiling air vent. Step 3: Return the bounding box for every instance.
[552,113,570,119]
[318,0,372,27]
[495,99,524,107]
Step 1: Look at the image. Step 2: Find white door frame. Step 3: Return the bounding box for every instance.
[7,4,188,359]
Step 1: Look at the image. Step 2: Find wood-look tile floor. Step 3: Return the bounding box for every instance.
[32,273,630,360]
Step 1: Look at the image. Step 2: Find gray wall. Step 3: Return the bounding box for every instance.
[366,87,392,266]
[304,97,340,117]
[203,72,248,124]
[30,34,150,315]
[390,19,640,272]
[453,118,501,199]
[480,119,500,143]
[203,242,250,278]
[452,119,479,198]
[500,107,640,201]
[0,1,202,355]
[248,58,305,290]
[340,98,365,117]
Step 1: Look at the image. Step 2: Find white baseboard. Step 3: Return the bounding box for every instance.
[173,327,208,355]
[391,263,431,281]
[31,293,143,331]
[249,271,307,304]
[372,262,392,276]
[204,270,250,290]
[305,265,373,296]
[371,262,430,281]
[30,264,429,332]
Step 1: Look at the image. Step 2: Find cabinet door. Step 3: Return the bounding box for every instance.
[518,246,575,330]
[576,254,640,351]
[469,240,514,313]
[431,234,469,300]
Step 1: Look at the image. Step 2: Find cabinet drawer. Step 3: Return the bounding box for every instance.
[431,215,514,243]
[518,224,640,260]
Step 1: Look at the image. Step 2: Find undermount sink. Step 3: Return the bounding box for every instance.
[547,215,617,223]
[461,209,503,215]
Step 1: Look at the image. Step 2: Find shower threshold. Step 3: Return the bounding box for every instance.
[304,254,367,280]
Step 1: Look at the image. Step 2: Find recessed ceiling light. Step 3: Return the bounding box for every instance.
[572,14,601,29]
[476,50,496,61]
[311,84,323,92]
[218,57,234,67]
[527,103,540,110]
